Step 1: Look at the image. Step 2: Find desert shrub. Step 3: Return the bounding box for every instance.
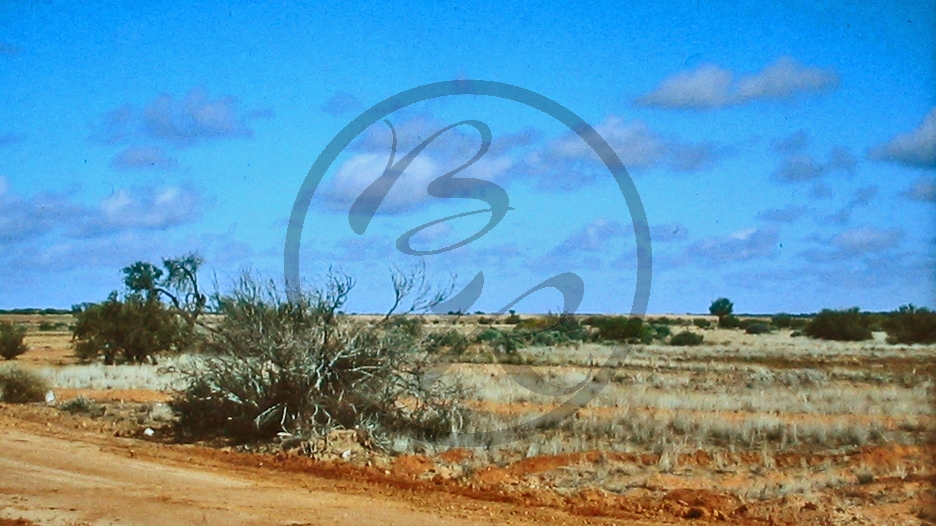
[638,325,656,344]
[0,364,50,403]
[745,322,771,335]
[804,308,872,341]
[719,315,740,329]
[692,318,711,329]
[71,292,189,364]
[650,323,671,339]
[513,328,569,347]
[476,327,504,342]
[586,316,644,342]
[670,331,704,346]
[38,321,55,331]
[60,396,104,416]
[427,329,469,354]
[477,316,494,325]
[517,313,589,344]
[503,311,522,324]
[490,330,521,354]
[863,313,886,332]
[171,270,467,446]
[0,323,28,360]
[882,305,936,344]
[771,314,792,329]
[789,317,809,329]
[386,316,422,338]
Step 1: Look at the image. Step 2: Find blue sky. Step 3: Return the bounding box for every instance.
[0,1,933,314]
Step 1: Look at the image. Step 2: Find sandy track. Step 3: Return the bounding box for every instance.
[0,429,487,526]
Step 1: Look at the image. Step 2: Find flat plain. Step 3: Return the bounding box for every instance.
[1,313,933,526]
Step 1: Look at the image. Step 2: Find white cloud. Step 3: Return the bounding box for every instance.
[0,180,203,244]
[99,88,269,147]
[635,57,838,110]
[687,228,780,262]
[831,226,902,254]
[98,186,201,230]
[524,116,722,189]
[322,117,515,214]
[868,107,936,169]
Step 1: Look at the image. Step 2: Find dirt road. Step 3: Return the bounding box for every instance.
[0,429,494,526]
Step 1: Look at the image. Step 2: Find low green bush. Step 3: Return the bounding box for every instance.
[771,314,792,329]
[650,323,671,339]
[503,312,522,325]
[692,318,711,329]
[804,308,872,341]
[516,313,589,344]
[0,364,50,403]
[428,329,469,354]
[585,316,643,342]
[670,331,704,346]
[882,305,936,344]
[745,322,771,335]
[789,317,809,329]
[476,328,504,342]
[719,315,740,329]
[0,323,28,360]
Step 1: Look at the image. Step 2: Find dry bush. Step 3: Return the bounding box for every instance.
[0,322,28,360]
[0,364,50,403]
[883,304,936,344]
[170,269,469,449]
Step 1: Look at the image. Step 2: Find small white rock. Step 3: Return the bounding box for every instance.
[341,449,352,460]
[44,391,55,405]
[143,427,155,437]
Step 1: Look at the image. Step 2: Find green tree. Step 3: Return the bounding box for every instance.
[123,253,207,330]
[709,297,734,323]
[72,292,186,364]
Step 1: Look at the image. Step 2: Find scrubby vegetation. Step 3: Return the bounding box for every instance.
[0,364,50,403]
[745,322,771,335]
[0,322,28,360]
[170,269,469,447]
[718,314,740,329]
[70,253,210,365]
[670,331,704,346]
[584,315,643,342]
[71,292,187,364]
[882,304,936,344]
[503,310,522,324]
[804,308,872,342]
